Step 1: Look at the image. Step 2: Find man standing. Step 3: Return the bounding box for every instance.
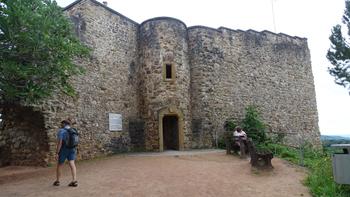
[53,119,78,187]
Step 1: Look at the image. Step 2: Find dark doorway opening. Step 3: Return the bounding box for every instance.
[0,105,49,166]
[162,115,179,150]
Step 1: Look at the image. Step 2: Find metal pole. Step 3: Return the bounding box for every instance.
[215,130,218,148]
[299,135,304,166]
[271,0,277,32]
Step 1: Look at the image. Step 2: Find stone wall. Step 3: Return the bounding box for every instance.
[0,0,321,166]
[138,18,192,150]
[188,26,320,147]
[40,0,140,164]
[0,105,49,166]
[188,27,225,148]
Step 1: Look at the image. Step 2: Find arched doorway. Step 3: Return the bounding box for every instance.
[158,106,184,151]
[162,115,179,150]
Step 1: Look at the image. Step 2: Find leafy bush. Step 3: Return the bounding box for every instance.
[224,119,237,131]
[218,135,226,149]
[241,105,267,145]
[220,119,237,149]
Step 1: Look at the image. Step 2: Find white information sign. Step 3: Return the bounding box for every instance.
[109,113,122,131]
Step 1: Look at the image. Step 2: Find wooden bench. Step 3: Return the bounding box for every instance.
[247,140,273,169]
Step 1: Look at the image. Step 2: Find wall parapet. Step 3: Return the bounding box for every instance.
[64,0,308,43]
[63,0,139,26]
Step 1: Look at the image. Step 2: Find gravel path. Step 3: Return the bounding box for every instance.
[0,150,310,197]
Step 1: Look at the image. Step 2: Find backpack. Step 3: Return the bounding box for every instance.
[65,128,79,149]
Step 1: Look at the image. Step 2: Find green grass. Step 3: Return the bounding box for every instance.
[265,144,350,197]
[305,156,350,197]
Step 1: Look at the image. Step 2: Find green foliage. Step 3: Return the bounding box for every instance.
[218,135,226,149]
[219,119,237,149]
[222,105,350,196]
[265,143,299,163]
[266,143,350,196]
[221,105,350,196]
[313,147,350,196]
[0,0,90,104]
[327,0,350,94]
[241,105,267,145]
[305,154,350,197]
[271,132,285,144]
[224,119,237,131]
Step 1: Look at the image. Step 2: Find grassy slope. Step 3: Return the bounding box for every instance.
[266,143,350,197]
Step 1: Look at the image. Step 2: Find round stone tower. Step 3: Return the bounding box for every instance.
[139,17,191,151]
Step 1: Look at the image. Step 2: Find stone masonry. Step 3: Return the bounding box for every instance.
[0,0,320,166]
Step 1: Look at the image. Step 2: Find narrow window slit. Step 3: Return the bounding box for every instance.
[166,64,172,79]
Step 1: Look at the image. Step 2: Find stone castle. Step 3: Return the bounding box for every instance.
[0,0,320,166]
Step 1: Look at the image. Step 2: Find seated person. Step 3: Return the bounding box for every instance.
[233,127,249,154]
[233,127,247,142]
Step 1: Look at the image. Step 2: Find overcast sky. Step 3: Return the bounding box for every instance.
[57,0,350,136]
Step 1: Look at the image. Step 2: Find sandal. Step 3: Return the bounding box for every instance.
[68,181,78,187]
[53,181,60,186]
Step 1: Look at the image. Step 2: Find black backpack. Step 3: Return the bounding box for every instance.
[65,128,79,149]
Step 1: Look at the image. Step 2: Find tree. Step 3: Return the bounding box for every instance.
[327,0,350,94]
[241,105,267,145]
[0,0,90,105]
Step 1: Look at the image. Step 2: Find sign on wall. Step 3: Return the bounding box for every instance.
[109,113,122,131]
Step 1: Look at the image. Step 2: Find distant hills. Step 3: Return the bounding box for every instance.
[321,135,350,147]
[321,135,350,141]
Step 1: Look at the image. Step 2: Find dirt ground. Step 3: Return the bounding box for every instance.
[0,150,310,197]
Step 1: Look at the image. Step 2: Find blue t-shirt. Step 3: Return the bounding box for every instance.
[57,126,70,149]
